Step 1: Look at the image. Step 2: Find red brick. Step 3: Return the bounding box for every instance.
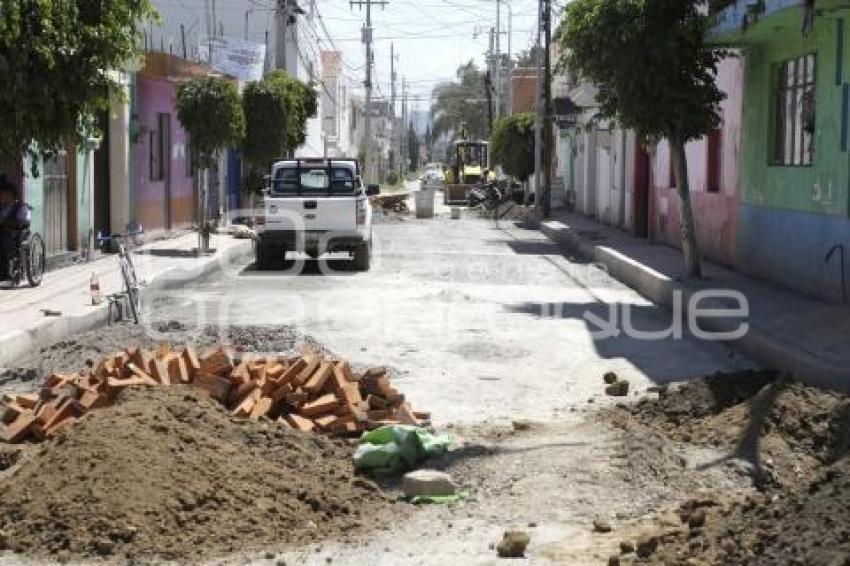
[337,360,358,382]
[149,358,171,385]
[200,348,233,375]
[45,416,77,437]
[278,358,307,386]
[293,356,321,387]
[250,396,274,419]
[314,414,338,430]
[284,390,308,407]
[303,362,334,395]
[106,375,157,388]
[299,393,340,417]
[228,380,259,407]
[285,413,316,432]
[182,346,202,379]
[168,355,189,383]
[232,389,260,417]
[0,413,37,443]
[193,373,232,402]
[78,390,106,411]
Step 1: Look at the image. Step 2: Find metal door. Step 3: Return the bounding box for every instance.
[42,152,69,255]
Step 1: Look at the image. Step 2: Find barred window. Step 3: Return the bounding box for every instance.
[772,54,816,166]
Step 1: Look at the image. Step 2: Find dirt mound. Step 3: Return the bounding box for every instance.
[602,370,850,564]
[0,386,396,562]
[610,370,850,487]
[646,459,850,564]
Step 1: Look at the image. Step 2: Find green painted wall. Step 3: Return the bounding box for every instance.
[23,155,44,238]
[740,11,850,217]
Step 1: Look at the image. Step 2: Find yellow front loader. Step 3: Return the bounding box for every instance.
[444,140,495,205]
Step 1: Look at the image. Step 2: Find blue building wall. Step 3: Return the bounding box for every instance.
[736,203,850,302]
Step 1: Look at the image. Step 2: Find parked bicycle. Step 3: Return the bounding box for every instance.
[97,232,142,324]
[0,204,45,288]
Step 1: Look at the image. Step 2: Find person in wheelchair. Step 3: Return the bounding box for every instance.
[0,178,31,280]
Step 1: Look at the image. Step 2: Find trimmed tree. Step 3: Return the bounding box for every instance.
[176,77,244,253]
[558,0,725,278]
[0,0,156,168]
[241,71,318,194]
[491,113,535,183]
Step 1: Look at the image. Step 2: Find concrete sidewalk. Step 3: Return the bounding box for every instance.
[538,210,850,389]
[0,233,252,368]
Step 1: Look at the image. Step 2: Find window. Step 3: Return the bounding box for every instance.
[707,129,721,193]
[272,166,357,196]
[150,114,169,181]
[772,54,816,166]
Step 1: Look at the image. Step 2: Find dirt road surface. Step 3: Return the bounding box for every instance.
[0,193,756,564]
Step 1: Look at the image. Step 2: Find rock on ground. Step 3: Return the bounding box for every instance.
[402,469,458,498]
[496,530,530,558]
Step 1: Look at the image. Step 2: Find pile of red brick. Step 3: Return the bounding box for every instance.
[0,345,429,443]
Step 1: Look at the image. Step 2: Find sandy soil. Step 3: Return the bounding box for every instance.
[593,371,850,565]
[0,386,398,564]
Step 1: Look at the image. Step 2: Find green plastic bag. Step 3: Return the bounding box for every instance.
[410,491,469,505]
[353,425,451,475]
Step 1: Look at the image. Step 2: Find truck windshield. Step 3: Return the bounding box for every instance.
[272,167,358,196]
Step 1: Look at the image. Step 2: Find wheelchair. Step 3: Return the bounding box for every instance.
[1,222,46,288]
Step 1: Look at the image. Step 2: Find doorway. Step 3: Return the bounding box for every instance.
[93,111,111,238]
[42,151,70,255]
[633,144,650,238]
[158,113,172,230]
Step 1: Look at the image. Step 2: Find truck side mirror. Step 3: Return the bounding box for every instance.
[366,184,380,196]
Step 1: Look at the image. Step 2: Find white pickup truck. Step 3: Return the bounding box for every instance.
[254,158,380,271]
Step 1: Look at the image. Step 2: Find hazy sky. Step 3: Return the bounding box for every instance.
[317,0,548,113]
[155,0,559,114]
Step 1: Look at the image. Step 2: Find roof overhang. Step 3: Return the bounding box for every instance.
[707,0,850,46]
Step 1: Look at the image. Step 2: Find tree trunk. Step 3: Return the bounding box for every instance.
[197,168,208,255]
[671,135,702,279]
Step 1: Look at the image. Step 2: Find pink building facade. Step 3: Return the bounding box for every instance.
[648,56,744,266]
[134,73,195,232]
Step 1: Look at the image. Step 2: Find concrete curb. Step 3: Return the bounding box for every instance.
[0,240,253,369]
[539,220,850,390]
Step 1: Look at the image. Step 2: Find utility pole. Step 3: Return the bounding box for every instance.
[275,0,289,72]
[402,77,408,173]
[350,0,389,184]
[390,43,397,116]
[542,0,552,218]
[495,0,501,119]
[533,0,542,214]
[507,4,513,116]
[391,43,399,177]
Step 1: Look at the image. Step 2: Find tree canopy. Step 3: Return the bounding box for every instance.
[557,0,723,145]
[0,0,156,165]
[176,77,245,166]
[558,0,724,278]
[242,71,317,169]
[491,113,535,182]
[430,61,488,142]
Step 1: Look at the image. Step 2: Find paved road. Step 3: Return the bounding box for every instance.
[144,192,751,426]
